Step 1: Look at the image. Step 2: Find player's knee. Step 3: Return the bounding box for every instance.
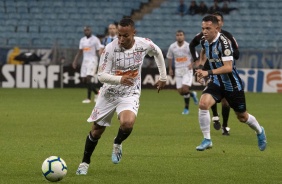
[91,124,106,138]
[221,100,229,107]
[199,101,209,110]
[237,114,248,122]
[120,120,135,131]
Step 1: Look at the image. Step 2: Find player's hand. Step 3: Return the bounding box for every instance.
[121,75,134,86]
[155,80,166,93]
[195,69,208,83]
[169,68,174,76]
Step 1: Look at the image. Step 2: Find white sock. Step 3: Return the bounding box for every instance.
[199,109,211,139]
[245,114,262,134]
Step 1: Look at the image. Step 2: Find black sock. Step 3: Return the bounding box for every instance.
[87,83,92,99]
[82,132,99,164]
[114,127,133,144]
[222,105,230,127]
[183,93,190,109]
[211,103,219,117]
[91,83,98,94]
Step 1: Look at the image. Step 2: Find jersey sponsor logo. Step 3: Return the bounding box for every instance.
[220,35,229,49]
[135,46,145,52]
[175,57,188,62]
[115,69,139,78]
[83,47,91,51]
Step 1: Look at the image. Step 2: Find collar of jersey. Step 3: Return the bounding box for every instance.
[210,32,220,45]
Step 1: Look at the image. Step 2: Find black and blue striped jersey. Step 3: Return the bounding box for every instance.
[200,32,243,91]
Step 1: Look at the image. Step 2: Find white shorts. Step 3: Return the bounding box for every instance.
[175,68,193,89]
[87,93,140,126]
[80,60,98,77]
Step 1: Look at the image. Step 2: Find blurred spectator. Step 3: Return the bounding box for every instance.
[208,1,220,14]
[8,47,24,65]
[198,1,208,15]
[221,2,238,14]
[102,23,118,46]
[188,1,198,15]
[177,0,188,16]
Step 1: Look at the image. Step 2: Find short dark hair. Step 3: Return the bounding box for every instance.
[202,15,219,25]
[119,17,135,28]
[212,11,224,21]
[176,30,185,35]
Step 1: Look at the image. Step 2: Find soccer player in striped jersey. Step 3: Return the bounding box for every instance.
[190,12,239,135]
[195,15,266,151]
[167,30,199,115]
[76,17,167,175]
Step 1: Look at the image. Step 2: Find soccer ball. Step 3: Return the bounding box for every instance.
[42,156,67,182]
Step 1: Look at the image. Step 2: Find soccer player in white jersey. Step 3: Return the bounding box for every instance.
[167,30,199,115]
[72,26,103,103]
[76,17,167,175]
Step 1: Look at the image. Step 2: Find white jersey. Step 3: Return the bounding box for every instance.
[98,37,161,100]
[79,35,102,63]
[166,41,197,68]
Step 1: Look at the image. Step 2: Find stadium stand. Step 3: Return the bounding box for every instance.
[0,0,147,48]
[0,0,281,51]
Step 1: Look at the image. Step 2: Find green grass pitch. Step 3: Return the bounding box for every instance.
[0,88,281,184]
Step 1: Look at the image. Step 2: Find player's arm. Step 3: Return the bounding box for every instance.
[97,46,133,86]
[167,58,173,76]
[230,36,239,60]
[225,32,240,60]
[189,33,202,62]
[147,41,167,92]
[166,47,173,76]
[198,48,206,67]
[72,49,83,69]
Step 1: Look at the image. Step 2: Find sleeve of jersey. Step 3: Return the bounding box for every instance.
[97,45,122,85]
[79,39,83,50]
[189,33,202,61]
[220,35,234,62]
[146,40,167,81]
[166,46,173,59]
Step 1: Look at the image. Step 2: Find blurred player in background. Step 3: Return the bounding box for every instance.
[76,17,167,175]
[72,26,103,103]
[167,30,198,115]
[189,11,239,135]
[195,15,266,151]
[102,23,118,46]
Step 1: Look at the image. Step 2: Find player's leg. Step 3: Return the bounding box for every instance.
[91,60,99,102]
[221,98,231,135]
[112,96,139,164]
[76,123,106,175]
[175,76,188,114]
[211,103,221,130]
[196,93,215,151]
[86,75,93,101]
[196,83,222,151]
[77,94,117,174]
[80,64,91,103]
[178,85,191,115]
[226,90,266,151]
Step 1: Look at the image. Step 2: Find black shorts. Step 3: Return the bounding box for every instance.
[203,82,246,113]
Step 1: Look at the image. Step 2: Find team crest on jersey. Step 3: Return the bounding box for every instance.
[134,52,142,63]
[213,48,219,55]
[224,49,231,56]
